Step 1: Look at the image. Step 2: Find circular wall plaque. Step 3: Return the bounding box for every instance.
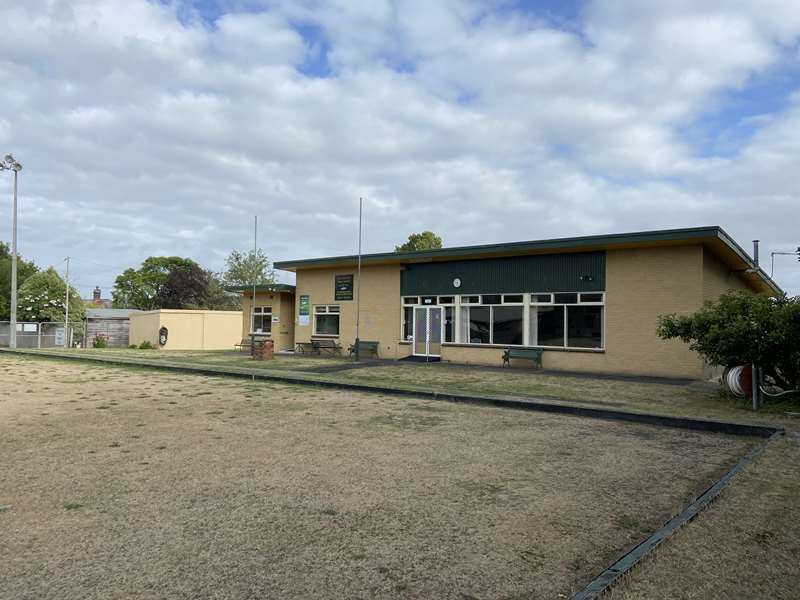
[453,277,462,288]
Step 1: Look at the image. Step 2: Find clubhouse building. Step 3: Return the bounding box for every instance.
[237,226,780,380]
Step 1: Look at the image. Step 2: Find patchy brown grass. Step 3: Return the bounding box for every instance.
[35,348,800,428]
[0,355,756,599]
[604,432,800,600]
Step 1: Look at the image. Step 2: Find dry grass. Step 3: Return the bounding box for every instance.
[0,354,756,600]
[30,348,800,429]
[605,433,800,600]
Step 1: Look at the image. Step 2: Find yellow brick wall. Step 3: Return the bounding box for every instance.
[442,245,707,379]
[130,310,242,350]
[128,311,161,347]
[702,247,751,301]
[294,265,408,359]
[240,291,295,351]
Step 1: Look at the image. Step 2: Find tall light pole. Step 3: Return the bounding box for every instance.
[64,257,71,348]
[1,154,22,349]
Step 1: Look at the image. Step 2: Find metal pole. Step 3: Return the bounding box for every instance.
[9,169,19,348]
[252,215,257,348]
[354,197,363,362]
[64,257,70,348]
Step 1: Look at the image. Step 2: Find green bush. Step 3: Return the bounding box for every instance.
[138,340,155,350]
[92,334,108,349]
[658,291,800,392]
[128,344,138,349]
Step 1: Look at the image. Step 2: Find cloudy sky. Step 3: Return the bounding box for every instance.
[1,0,799,297]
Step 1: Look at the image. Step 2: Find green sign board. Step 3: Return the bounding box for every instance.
[335,274,354,301]
[298,294,310,316]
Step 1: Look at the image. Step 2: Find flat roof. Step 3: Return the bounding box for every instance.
[225,283,296,294]
[274,226,781,295]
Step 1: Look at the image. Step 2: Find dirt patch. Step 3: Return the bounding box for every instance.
[0,354,756,599]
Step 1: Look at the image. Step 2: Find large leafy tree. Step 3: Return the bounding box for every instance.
[17,267,85,325]
[657,291,800,392]
[221,249,275,287]
[112,256,200,310]
[204,274,242,311]
[156,262,211,309]
[0,241,38,320]
[395,231,443,253]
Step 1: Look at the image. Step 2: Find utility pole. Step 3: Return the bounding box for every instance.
[0,154,22,348]
[64,257,70,348]
[252,215,258,335]
[354,197,363,362]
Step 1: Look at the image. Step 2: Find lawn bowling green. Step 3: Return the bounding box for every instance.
[0,355,757,599]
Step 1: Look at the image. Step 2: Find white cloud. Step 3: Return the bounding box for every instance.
[0,0,798,296]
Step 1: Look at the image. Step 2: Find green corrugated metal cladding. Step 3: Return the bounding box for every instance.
[400,251,605,296]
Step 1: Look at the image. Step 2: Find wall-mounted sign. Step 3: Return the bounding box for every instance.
[299,294,310,316]
[335,274,354,301]
[453,277,462,288]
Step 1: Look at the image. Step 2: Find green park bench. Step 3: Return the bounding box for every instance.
[502,347,544,369]
[348,340,379,359]
[296,339,342,356]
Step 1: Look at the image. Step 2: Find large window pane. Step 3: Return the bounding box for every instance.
[468,306,491,344]
[535,306,565,347]
[493,306,523,345]
[567,306,603,348]
[444,306,455,343]
[315,314,339,335]
[403,306,414,341]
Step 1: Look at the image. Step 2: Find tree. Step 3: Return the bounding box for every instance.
[156,263,211,309]
[395,231,443,253]
[657,291,800,392]
[221,249,275,288]
[204,273,242,311]
[0,241,38,320]
[17,267,85,326]
[112,256,200,310]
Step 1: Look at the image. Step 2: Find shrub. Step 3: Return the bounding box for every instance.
[658,291,800,392]
[92,334,108,349]
[138,340,155,350]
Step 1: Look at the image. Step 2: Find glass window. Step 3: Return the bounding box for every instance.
[493,306,523,345]
[314,305,340,336]
[403,297,419,305]
[421,296,437,305]
[460,295,480,304]
[535,305,565,347]
[554,293,578,304]
[467,306,491,344]
[252,307,272,334]
[503,294,523,304]
[439,296,455,305]
[531,293,552,304]
[580,293,604,303]
[403,306,414,341]
[444,306,455,343]
[481,294,502,305]
[567,306,603,348]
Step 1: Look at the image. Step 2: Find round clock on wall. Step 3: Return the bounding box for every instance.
[453,277,462,288]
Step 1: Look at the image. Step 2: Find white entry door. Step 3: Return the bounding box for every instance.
[413,306,442,357]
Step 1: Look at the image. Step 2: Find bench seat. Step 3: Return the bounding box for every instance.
[348,340,379,359]
[502,347,543,369]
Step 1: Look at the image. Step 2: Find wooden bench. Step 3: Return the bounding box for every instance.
[296,339,343,356]
[502,347,543,369]
[348,340,379,359]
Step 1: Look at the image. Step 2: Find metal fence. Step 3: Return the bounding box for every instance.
[0,321,77,348]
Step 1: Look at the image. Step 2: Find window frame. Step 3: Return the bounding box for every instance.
[313,304,341,337]
[250,306,273,335]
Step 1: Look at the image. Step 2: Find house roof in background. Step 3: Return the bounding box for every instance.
[86,308,140,319]
[274,226,782,295]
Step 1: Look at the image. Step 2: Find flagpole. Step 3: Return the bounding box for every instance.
[354,197,363,362]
